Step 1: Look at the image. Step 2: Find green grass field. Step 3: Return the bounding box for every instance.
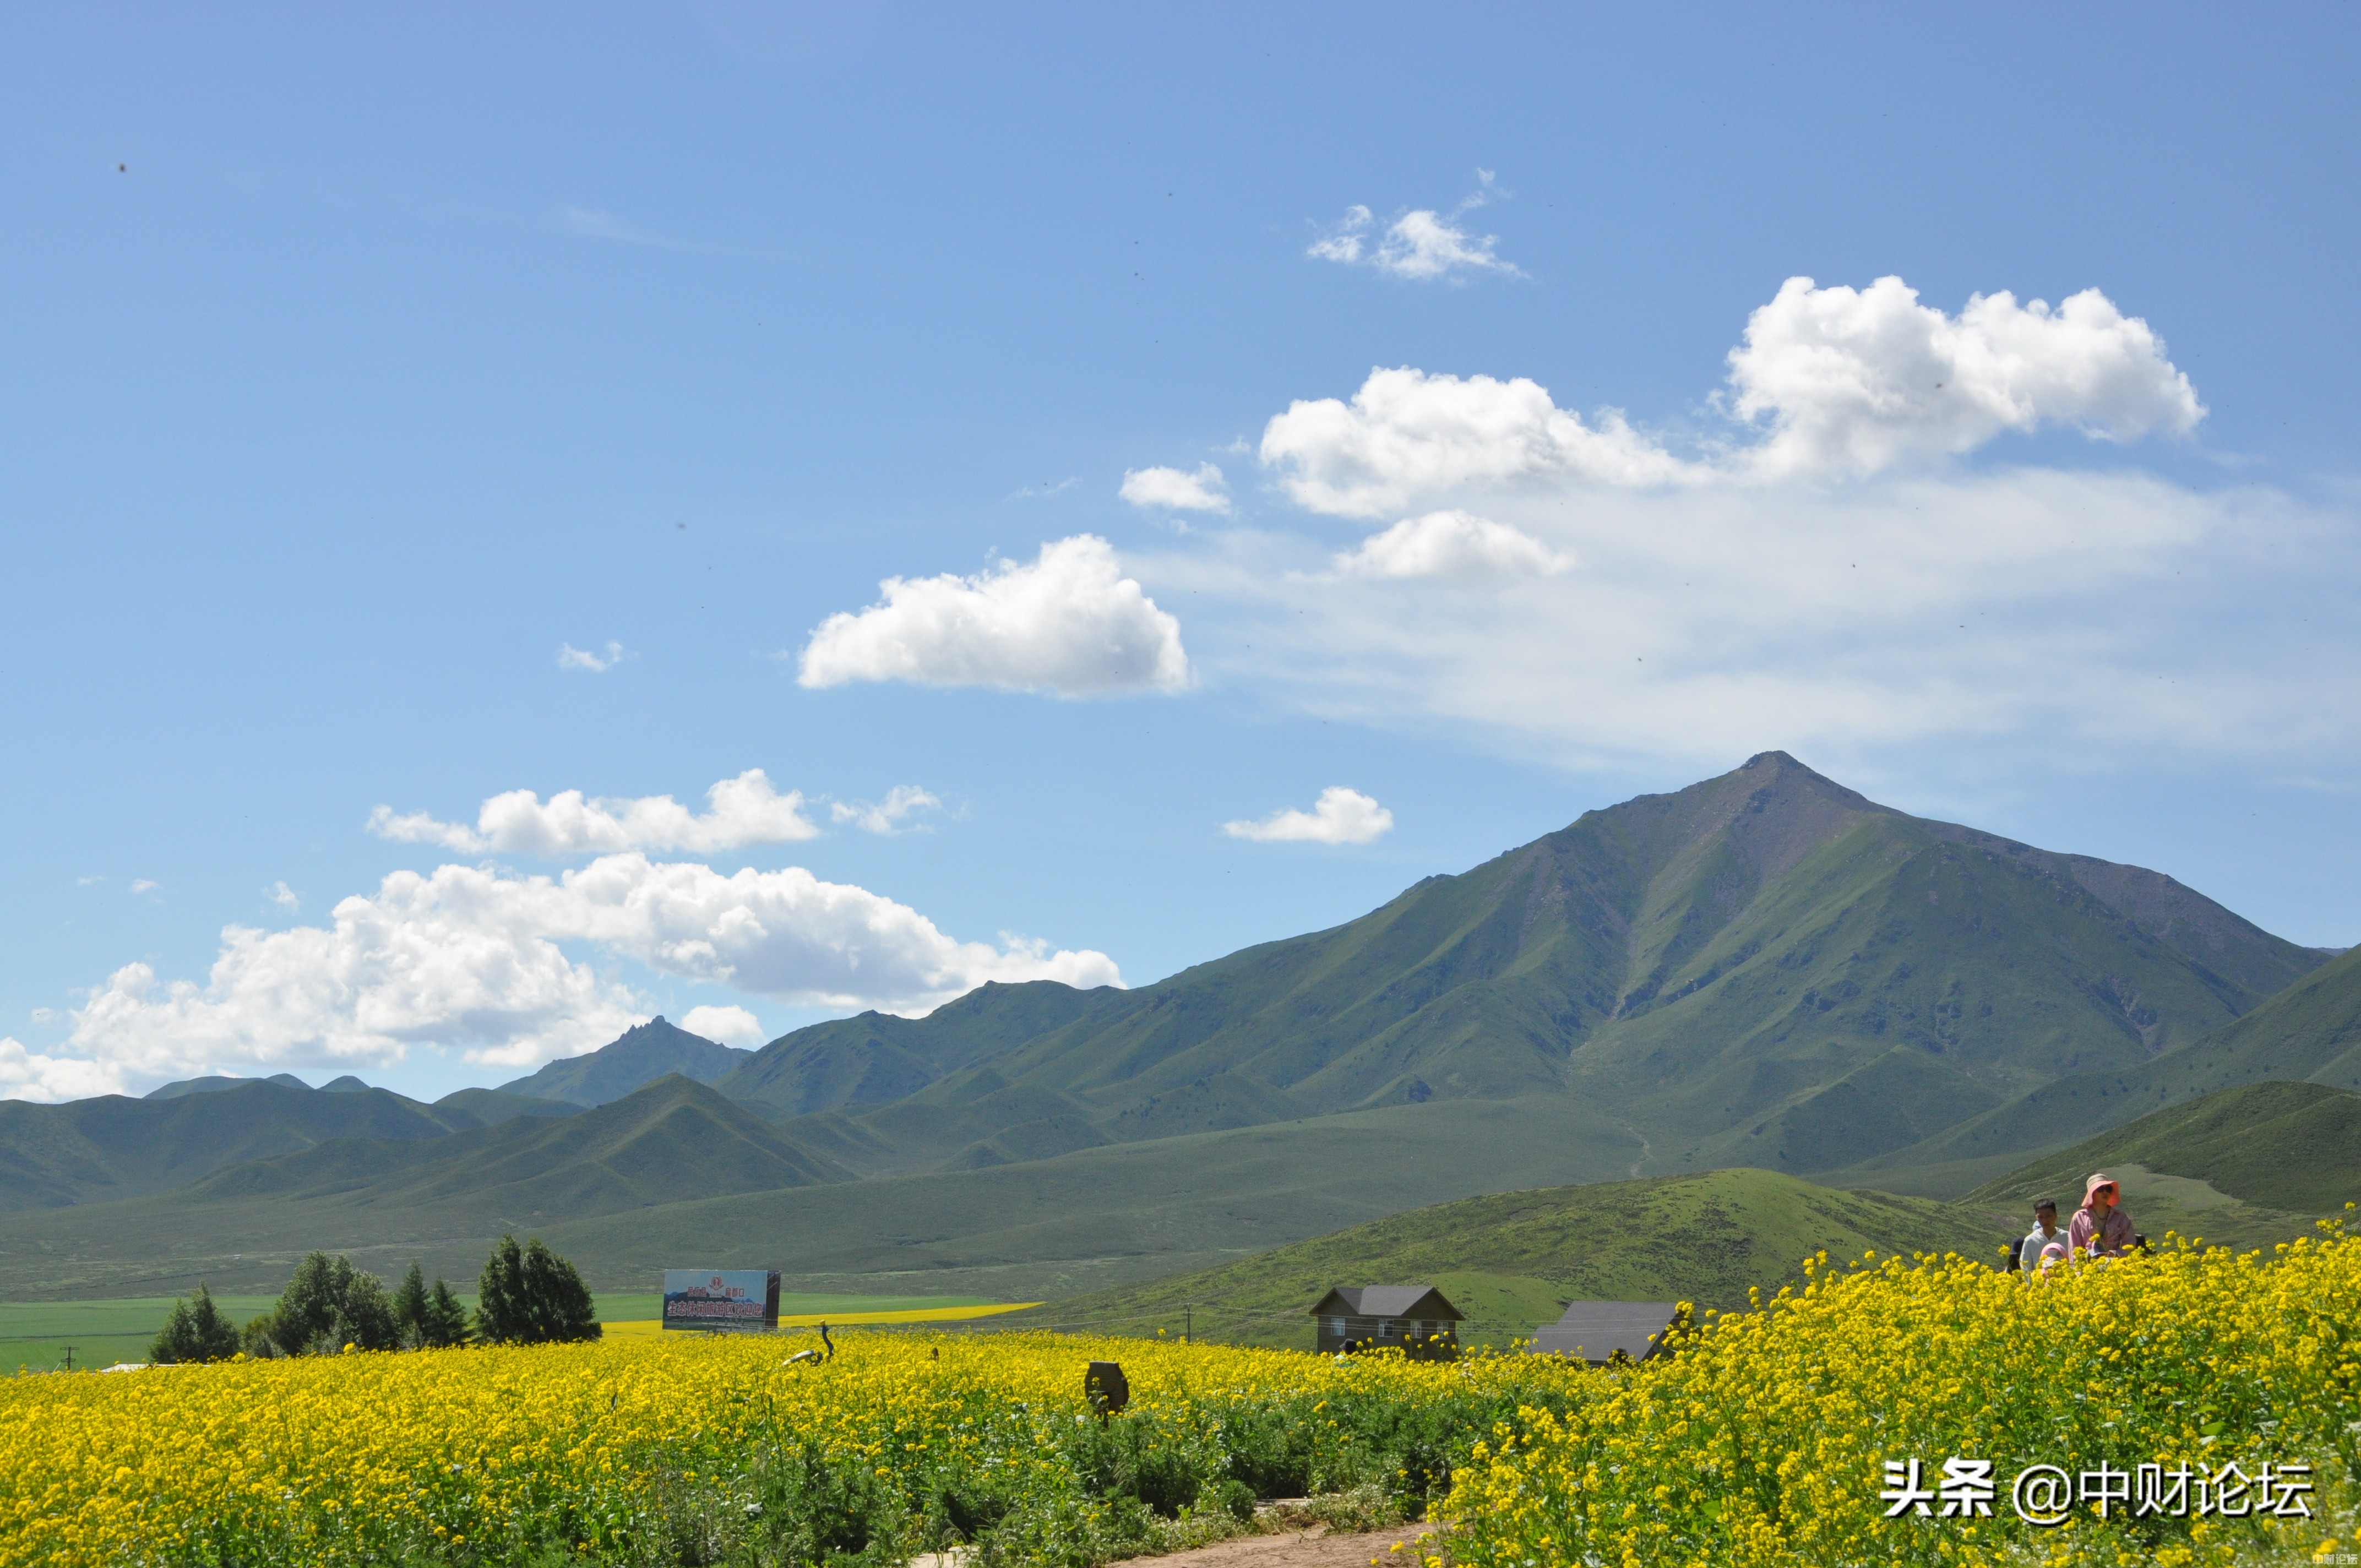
[0,1290,998,1373]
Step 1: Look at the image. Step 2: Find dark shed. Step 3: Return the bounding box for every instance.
[1309,1285,1462,1358]
[1526,1301,1683,1364]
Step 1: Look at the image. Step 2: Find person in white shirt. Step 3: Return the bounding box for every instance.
[2019,1199,2068,1278]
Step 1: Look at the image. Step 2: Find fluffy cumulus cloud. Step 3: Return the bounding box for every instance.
[59,854,1125,1085]
[369,770,819,856]
[1258,277,2201,516]
[1223,787,1395,845]
[679,1004,766,1047]
[831,785,942,835]
[1334,511,1571,580]
[0,1036,128,1103]
[1120,463,1231,513]
[1261,368,1700,517]
[1307,173,1522,283]
[1724,276,2206,480]
[797,535,1190,696]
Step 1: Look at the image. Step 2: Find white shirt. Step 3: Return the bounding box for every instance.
[2020,1222,2069,1277]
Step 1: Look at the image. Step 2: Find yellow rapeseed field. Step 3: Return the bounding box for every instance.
[0,1325,1590,1567]
[1440,1223,2361,1567]
[10,1227,2360,1566]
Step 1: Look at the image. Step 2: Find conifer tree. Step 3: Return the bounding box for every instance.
[475,1234,600,1344]
[393,1260,472,1348]
[253,1251,402,1355]
[150,1282,241,1364]
[422,1276,471,1347]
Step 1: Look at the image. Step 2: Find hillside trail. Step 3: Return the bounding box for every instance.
[1141,1521,1444,1566]
[912,1521,1443,1568]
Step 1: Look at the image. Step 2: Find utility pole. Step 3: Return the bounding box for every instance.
[62,1346,72,1373]
[1184,1306,1190,1344]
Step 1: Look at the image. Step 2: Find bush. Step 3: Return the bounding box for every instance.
[252,1253,401,1355]
[391,1261,470,1349]
[149,1282,241,1364]
[474,1234,600,1345]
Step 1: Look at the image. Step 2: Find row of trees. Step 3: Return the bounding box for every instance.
[151,1235,599,1364]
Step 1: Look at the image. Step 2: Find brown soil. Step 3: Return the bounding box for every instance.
[1141,1522,1443,1567]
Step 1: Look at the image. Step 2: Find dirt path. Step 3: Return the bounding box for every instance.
[1141,1522,1442,1567]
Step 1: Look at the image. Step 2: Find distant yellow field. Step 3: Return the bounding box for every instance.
[603,1301,1039,1336]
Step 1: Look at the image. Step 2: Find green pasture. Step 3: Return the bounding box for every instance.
[2,1289,994,1373]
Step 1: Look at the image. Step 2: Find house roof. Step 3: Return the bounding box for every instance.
[1526,1301,1682,1363]
[1309,1286,1463,1321]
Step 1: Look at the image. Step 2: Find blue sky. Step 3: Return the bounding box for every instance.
[5,4,2358,1100]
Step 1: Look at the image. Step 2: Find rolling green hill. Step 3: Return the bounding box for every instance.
[0,1080,503,1211]
[1848,944,2361,1193]
[0,1089,1644,1301]
[1954,1079,2361,1251]
[995,1168,1999,1348]
[145,1072,312,1099]
[499,1017,749,1107]
[710,753,2321,1183]
[0,754,2333,1308]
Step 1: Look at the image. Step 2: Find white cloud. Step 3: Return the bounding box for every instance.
[831,785,943,835]
[63,853,1124,1082]
[129,879,157,895]
[1308,173,1523,283]
[679,1004,766,1047]
[558,641,626,672]
[1334,511,1572,580]
[1149,465,2361,776]
[1223,787,1395,845]
[1120,463,1231,514]
[1261,368,1700,517]
[0,1037,129,1103]
[1257,277,2201,516]
[369,769,820,857]
[1725,276,2206,480]
[267,881,300,912]
[797,535,1191,696]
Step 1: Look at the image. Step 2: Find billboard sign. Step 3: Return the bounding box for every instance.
[662,1269,782,1332]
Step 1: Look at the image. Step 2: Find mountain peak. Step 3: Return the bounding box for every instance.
[497,1016,752,1108]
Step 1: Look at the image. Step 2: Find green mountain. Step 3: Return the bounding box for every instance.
[1849,944,2361,1193]
[0,1077,581,1213]
[715,752,2321,1182]
[1960,1079,2361,1244]
[0,1081,475,1212]
[712,983,1122,1123]
[145,1072,312,1099]
[0,1088,1641,1300]
[0,753,2332,1303]
[1000,1168,1998,1348]
[500,1017,749,1107]
[425,1087,583,1131]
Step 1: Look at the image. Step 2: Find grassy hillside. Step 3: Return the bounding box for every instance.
[708,753,2321,1183]
[0,1081,485,1211]
[499,1017,749,1107]
[1947,1079,2361,1252]
[0,1091,1643,1301]
[995,1168,1999,1349]
[1852,945,2361,1191]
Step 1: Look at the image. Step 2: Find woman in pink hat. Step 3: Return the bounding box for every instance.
[2068,1172,2135,1261]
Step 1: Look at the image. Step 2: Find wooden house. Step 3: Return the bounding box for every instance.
[1526,1301,1684,1364]
[1309,1285,1462,1359]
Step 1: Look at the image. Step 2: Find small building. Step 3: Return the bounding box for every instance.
[1310,1286,1462,1359]
[1526,1301,1684,1365]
